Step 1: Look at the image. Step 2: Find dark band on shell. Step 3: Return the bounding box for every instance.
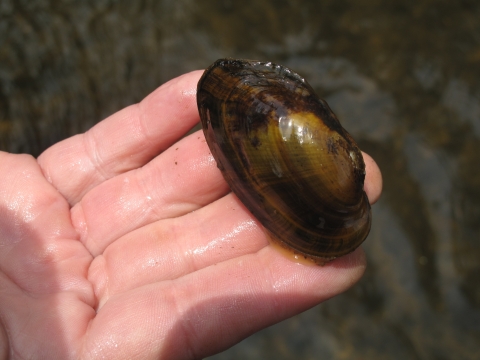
[197,58,371,262]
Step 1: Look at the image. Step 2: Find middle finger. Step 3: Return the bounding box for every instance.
[72,130,229,256]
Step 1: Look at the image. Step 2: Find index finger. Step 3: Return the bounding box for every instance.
[37,70,204,205]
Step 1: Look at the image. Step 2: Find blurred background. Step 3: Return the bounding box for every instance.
[1,0,479,358]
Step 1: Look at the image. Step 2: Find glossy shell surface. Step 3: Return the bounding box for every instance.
[197,59,371,261]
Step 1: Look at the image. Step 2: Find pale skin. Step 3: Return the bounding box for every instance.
[0,70,382,359]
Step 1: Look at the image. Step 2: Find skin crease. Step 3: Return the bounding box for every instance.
[0,70,382,360]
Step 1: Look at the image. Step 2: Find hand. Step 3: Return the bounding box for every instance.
[0,71,382,359]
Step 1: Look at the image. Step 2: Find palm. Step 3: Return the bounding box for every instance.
[0,71,382,359]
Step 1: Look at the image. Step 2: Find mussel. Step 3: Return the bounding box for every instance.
[197,58,371,262]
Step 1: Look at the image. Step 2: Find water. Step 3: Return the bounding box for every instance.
[1,0,479,358]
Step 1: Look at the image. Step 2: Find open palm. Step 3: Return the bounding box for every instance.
[0,71,382,359]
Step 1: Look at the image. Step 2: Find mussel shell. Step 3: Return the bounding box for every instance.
[197,58,371,261]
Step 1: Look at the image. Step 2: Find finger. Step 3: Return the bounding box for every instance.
[73,133,382,259]
[72,130,229,256]
[88,151,381,298]
[82,245,366,359]
[362,152,382,204]
[37,70,204,205]
[88,194,266,305]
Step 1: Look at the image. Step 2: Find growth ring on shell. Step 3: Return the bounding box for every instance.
[196,58,371,263]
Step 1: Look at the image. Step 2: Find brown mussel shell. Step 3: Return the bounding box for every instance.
[197,59,371,262]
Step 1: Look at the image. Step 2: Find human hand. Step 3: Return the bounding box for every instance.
[0,71,382,359]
